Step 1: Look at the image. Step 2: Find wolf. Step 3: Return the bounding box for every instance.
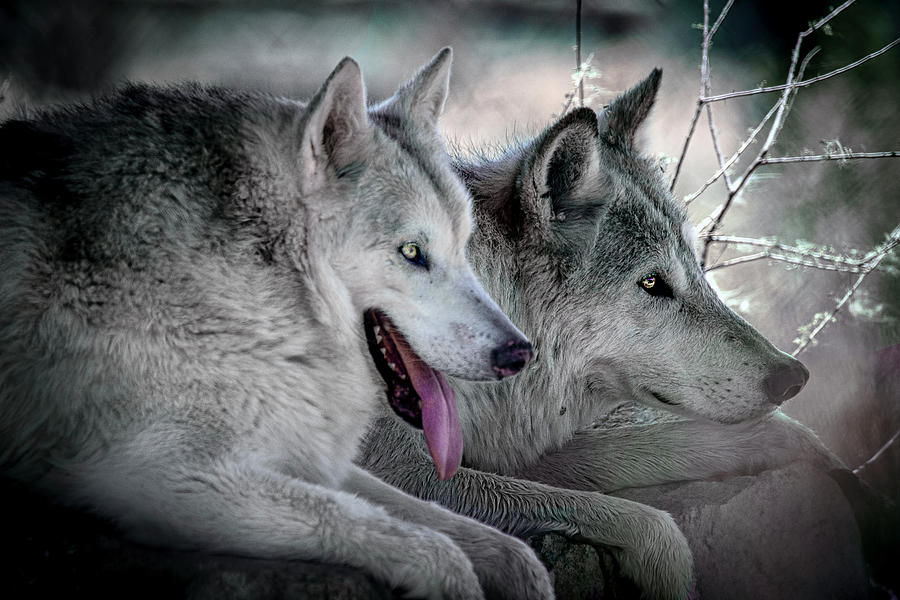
[358,69,850,599]
[0,49,555,599]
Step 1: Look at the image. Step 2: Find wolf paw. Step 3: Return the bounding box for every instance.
[390,528,485,600]
[478,534,554,600]
[614,508,694,600]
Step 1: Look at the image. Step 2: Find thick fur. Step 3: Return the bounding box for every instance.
[359,69,846,599]
[0,50,554,599]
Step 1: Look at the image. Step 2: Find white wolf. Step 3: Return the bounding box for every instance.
[0,49,553,599]
[359,69,850,599]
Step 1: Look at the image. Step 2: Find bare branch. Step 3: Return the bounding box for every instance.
[704,234,886,273]
[701,37,900,103]
[576,0,583,107]
[669,0,734,192]
[683,101,780,206]
[698,48,817,260]
[706,235,889,265]
[707,251,869,273]
[792,224,900,356]
[854,428,900,475]
[670,100,704,193]
[700,1,735,193]
[759,150,900,164]
[704,105,733,191]
[707,0,734,40]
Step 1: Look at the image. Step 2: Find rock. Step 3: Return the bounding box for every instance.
[1,480,394,600]
[532,463,869,599]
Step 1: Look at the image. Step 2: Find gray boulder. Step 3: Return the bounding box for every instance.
[532,463,869,599]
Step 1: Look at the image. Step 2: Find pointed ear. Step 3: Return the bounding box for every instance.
[512,107,604,248]
[598,68,661,150]
[377,47,452,128]
[299,57,371,191]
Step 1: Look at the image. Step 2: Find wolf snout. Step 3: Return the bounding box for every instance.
[764,358,810,404]
[491,339,534,379]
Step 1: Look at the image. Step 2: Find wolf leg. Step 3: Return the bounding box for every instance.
[358,418,693,600]
[517,411,846,492]
[79,455,484,600]
[343,465,554,600]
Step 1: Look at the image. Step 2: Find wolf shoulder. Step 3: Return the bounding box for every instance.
[0,83,370,484]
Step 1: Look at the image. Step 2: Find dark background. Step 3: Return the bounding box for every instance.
[2,0,898,498]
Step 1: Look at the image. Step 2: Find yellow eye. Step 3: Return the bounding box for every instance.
[641,275,656,289]
[400,242,420,261]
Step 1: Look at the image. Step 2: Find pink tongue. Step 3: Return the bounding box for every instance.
[393,342,463,479]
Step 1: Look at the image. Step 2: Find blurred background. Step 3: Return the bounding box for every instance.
[1,0,897,499]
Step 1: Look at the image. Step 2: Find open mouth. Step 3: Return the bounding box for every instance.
[364,308,462,480]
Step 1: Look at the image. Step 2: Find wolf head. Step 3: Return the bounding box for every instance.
[282,49,532,477]
[461,69,807,425]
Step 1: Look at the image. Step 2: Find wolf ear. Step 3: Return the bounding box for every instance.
[377,47,452,128]
[598,68,661,150]
[298,57,371,191]
[514,107,604,248]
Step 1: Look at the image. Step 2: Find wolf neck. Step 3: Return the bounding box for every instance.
[453,155,597,474]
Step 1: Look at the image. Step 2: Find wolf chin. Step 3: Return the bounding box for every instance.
[0,49,555,599]
[359,69,848,599]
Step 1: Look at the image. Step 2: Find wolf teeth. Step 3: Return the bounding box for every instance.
[380,348,387,356]
[375,334,383,343]
[373,326,381,335]
[388,362,397,371]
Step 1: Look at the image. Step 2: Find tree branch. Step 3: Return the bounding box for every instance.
[576,0,583,107]
[792,224,900,356]
[683,101,780,206]
[669,0,734,192]
[698,48,817,260]
[701,37,898,103]
[758,150,900,164]
[854,428,900,475]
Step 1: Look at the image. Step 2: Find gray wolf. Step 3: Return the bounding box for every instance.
[359,69,847,599]
[0,49,553,599]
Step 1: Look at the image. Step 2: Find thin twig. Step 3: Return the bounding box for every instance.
[701,0,736,193]
[576,0,583,107]
[708,251,869,273]
[759,150,900,164]
[670,101,703,192]
[683,101,780,206]
[669,0,734,192]
[698,48,818,259]
[854,428,900,475]
[701,37,899,103]
[697,1,852,256]
[704,105,733,191]
[704,234,886,273]
[792,224,900,356]
[707,0,734,40]
[707,234,889,262]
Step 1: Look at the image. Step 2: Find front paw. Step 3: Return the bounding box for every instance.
[615,508,694,600]
[457,521,554,599]
[578,505,694,600]
[484,535,555,600]
[392,529,485,600]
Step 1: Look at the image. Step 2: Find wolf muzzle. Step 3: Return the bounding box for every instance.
[491,340,534,378]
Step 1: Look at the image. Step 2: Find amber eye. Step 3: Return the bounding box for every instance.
[399,242,427,267]
[639,274,674,298]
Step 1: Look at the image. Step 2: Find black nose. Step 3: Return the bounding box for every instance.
[764,358,810,404]
[491,340,534,379]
